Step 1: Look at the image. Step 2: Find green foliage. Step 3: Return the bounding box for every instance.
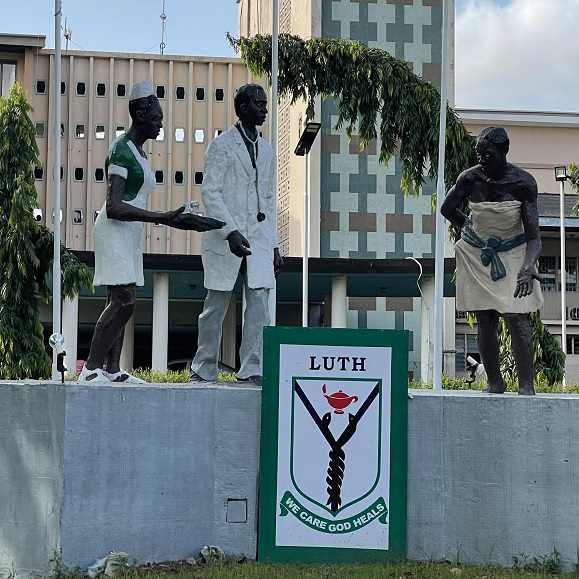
[512,547,562,575]
[227,33,477,195]
[0,83,93,379]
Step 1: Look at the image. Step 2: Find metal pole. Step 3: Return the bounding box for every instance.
[560,179,567,388]
[433,0,451,390]
[302,153,309,327]
[52,0,63,379]
[268,0,279,325]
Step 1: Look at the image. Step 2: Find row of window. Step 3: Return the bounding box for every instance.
[35,122,223,143]
[34,166,205,186]
[538,256,579,292]
[35,80,226,102]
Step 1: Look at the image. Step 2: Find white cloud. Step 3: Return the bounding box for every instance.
[455,0,579,112]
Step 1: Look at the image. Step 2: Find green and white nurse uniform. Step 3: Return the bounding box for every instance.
[93,135,156,287]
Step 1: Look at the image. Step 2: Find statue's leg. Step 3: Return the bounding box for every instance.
[190,289,231,381]
[504,313,535,396]
[85,284,136,371]
[475,309,506,393]
[237,285,270,381]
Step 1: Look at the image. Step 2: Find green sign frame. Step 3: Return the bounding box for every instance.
[258,327,408,563]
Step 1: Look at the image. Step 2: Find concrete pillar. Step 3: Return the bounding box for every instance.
[62,295,78,374]
[444,296,456,378]
[323,294,332,327]
[152,273,169,371]
[120,315,134,372]
[331,276,347,328]
[221,292,237,371]
[420,276,435,383]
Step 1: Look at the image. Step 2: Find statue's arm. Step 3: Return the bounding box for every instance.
[440,171,471,229]
[520,177,542,266]
[201,138,239,238]
[515,177,542,298]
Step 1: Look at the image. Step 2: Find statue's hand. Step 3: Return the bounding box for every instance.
[227,230,252,257]
[273,248,284,278]
[514,264,542,298]
[167,207,226,231]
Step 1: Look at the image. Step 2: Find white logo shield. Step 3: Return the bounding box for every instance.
[290,378,382,517]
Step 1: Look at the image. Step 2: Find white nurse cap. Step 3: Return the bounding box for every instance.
[129,80,154,101]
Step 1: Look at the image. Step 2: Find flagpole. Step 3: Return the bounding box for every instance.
[268,0,279,325]
[51,0,64,379]
[432,0,451,390]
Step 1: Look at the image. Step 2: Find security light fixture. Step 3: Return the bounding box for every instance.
[294,122,321,157]
[555,166,568,182]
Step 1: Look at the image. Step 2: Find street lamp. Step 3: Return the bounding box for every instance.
[295,121,321,327]
[555,165,568,387]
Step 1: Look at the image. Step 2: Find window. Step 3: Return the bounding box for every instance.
[34,166,44,180]
[214,129,223,138]
[195,87,205,101]
[156,128,165,141]
[566,257,577,292]
[35,122,45,137]
[95,125,106,140]
[538,256,556,293]
[174,171,184,185]
[72,209,84,224]
[76,81,86,96]
[156,85,165,99]
[94,168,105,182]
[0,61,16,97]
[214,88,225,102]
[35,79,46,95]
[96,83,107,97]
[194,171,203,185]
[75,124,85,138]
[61,123,66,138]
[175,86,185,100]
[155,170,164,184]
[60,167,64,181]
[115,126,125,137]
[174,128,185,142]
[194,129,205,143]
[73,167,84,182]
[567,335,579,355]
[61,81,66,95]
[116,84,126,98]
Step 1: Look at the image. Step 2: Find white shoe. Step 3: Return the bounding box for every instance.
[78,365,110,383]
[104,370,147,384]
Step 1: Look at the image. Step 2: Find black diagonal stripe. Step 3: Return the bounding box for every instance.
[294,380,336,446]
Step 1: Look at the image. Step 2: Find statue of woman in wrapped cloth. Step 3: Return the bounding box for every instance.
[441,126,543,395]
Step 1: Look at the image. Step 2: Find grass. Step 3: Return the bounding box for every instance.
[107,559,579,579]
[66,368,579,393]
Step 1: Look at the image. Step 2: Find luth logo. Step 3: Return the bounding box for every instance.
[279,378,388,534]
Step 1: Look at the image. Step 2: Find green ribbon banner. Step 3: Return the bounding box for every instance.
[279,490,388,534]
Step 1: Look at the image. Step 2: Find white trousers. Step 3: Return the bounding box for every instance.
[192,284,270,381]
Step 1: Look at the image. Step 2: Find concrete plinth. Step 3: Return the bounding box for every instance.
[2,385,579,575]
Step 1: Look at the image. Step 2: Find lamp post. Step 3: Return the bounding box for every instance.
[555,165,568,387]
[295,121,321,327]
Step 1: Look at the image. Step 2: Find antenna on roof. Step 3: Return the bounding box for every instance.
[160,0,167,55]
[63,17,72,51]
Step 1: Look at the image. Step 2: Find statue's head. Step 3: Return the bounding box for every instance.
[477,127,509,153]
[128,80,163,140]
[234,83,268,126]
[476,126,509,172]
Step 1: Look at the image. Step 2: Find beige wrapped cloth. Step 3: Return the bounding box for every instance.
[454,201,543,314]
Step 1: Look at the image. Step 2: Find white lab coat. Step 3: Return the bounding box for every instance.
[200,124,279,291]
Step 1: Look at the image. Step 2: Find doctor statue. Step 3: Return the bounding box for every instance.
[189,83,284,386]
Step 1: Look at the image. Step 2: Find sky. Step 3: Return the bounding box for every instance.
[2,0,578,113]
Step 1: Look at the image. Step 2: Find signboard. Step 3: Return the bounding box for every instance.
[258,327,408,563]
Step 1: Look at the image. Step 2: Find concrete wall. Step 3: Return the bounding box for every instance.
[2,384,579,575]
